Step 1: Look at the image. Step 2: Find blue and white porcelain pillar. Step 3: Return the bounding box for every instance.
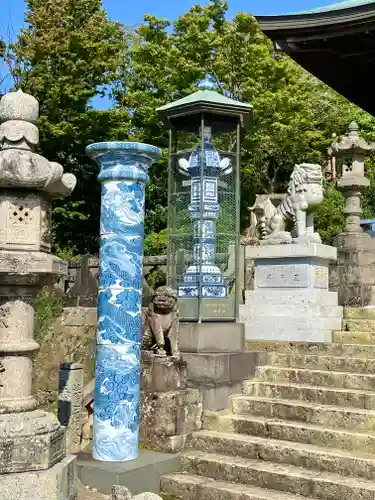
[86,142,162,462]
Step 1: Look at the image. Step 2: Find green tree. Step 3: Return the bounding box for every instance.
[9,0,375,256]
[117,0,368,238]
[9,0,128,254]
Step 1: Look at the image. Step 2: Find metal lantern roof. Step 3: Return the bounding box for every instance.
[157,78,252,132]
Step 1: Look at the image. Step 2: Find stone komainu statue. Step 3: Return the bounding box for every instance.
[249,163,324,244]
[142,286,180,358]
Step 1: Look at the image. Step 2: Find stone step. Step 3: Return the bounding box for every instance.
[243,381,375,410]
[188,430,375,480]
[180,450,375,500]
[161,473,321,500]
[203,412,375,454]
[247,341,375,357]
[333,331,375,345]
[344,319,375,332]
[344,308,375,320]
[230,395,375,431]
[268,352,375,373]
[256,365,375,391]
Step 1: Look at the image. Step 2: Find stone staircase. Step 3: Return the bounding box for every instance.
[334,307,375,344]
[161,336,375,500]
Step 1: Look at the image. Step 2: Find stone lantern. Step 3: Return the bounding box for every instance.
[329,122,375,306]
[330,121,374,234]
[0,90,77,499]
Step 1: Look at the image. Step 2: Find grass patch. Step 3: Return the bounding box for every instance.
[34,287,64,344]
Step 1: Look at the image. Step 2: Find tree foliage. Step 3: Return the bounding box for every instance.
[9,0,375,253]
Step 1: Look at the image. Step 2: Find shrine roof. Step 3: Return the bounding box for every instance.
[289,0,375,15]
[256,0,375,116]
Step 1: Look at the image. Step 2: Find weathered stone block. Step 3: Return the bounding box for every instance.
[141,354,187,393]
[332,232,375,306]
[61,307,87,327]
[0,454,76,500]
[0,410,66,474]
[190,381,243,411]
[140,356,202,453]
[141,391,187,438]
[184,388,202,434]
[58,362,84,454]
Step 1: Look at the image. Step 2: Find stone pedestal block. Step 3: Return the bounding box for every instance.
[240,243,343,343]
[0,455,77,500]
[179,323,264,411]
[179,322,245,353]
[0,409,66,474]
[140,354,202,453]
[331,232,375,307]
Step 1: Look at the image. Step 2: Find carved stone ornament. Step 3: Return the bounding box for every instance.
[0,90,77,198]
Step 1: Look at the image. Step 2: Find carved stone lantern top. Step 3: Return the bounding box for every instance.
[329,122,375,158]
[0,89,76,198]
[0,89,39,123]
[328,122,373,190]
[0,90,77,254]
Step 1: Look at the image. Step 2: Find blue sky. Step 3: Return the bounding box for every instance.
[0,0,338,103]
[0,0,340,39]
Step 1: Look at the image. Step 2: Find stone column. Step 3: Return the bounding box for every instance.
[86,142,161,462]
[0,90,77,499]
[58,362,84,454]
[329,122,375,306]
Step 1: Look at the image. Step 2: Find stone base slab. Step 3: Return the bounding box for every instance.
[242,315,342,331]
[0,455,77,500]
[246,243,337,261]
[0,410,66,473]
[179,323,245,353]
[76,448,180,496]
[0,250,67,286]
[244,290,339,306]
[241,304,343,318]
[244,325,333,343]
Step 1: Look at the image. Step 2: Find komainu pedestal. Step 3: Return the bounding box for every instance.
[140,353,202,453]
[240,244,343,342]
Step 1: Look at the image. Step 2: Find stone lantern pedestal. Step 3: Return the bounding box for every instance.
[0,90,77,499]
